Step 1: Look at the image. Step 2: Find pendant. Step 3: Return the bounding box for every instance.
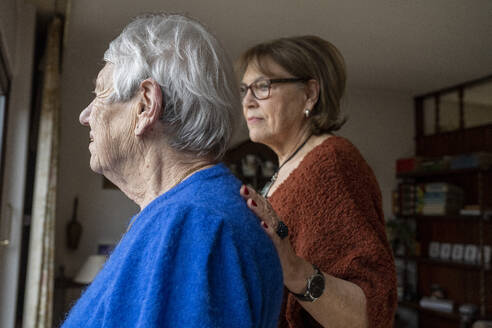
[261,172,278,198]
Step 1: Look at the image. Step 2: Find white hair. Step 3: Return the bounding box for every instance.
[103,13,240,160]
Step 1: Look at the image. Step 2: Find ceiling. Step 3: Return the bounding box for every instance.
[28,0,492,95]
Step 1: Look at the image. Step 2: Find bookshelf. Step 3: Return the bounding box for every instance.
[394,75,492,328]
[396,164,492,328]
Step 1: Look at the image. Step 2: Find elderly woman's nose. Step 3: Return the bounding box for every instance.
[79,102,92,126]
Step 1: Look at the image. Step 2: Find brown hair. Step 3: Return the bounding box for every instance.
[238,35,347,134]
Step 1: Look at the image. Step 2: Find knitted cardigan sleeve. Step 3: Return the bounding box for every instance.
[270,137,397,328]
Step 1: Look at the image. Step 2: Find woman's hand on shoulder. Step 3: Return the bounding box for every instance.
[239,185,311,290]
[239,185,283,243]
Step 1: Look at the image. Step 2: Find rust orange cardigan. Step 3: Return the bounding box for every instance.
[269,136,397,328]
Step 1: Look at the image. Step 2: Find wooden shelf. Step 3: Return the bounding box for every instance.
[397,167,492,179]
[398,301,461,321]
[399,214,490,221]
[403,77,492,327]
[395,255,491,271]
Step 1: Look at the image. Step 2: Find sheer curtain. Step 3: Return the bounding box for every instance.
[22,17,61,328]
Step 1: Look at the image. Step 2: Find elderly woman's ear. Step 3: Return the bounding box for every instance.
[135,78,163,136]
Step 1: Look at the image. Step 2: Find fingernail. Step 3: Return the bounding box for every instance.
[243,186,249,195]
[262,221,268,229]
[251,200,257,207]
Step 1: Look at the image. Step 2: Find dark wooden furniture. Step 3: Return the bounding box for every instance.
[397,75,492,328]
[224,139,277,192]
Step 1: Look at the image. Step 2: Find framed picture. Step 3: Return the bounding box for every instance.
[464,244,478,263]
[439,243,451,260]
[451,244,464,261]
[429,242,440,259]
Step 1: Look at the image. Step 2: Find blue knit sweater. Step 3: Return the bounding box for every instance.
[62,164,283,327]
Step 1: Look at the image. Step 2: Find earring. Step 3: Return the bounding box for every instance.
[304,109,311,118]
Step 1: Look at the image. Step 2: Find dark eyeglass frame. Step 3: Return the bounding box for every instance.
[240,77,309,100]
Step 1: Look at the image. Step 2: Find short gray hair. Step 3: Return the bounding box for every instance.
[104,13,240,160]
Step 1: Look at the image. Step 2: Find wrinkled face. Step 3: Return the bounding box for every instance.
[79,64,138,175]
[241,58,309,146]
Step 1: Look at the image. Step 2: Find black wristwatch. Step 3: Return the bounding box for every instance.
[290,265,325,302]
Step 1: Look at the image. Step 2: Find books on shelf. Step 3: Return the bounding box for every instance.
[422,184,463,215]
[424,182,463,193]
[419,297,454,313]
[450,152,492,170]
[396,152,492,175]
[393,182,464,216]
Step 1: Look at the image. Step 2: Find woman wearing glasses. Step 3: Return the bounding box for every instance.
[238,36,397,327]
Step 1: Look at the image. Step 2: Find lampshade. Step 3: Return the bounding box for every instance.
[73,255,106,284]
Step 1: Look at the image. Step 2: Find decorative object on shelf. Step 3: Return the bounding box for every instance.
[73,254,107,284]
[464,244,478,263]
[460,205,482,216]
[224,140,278,192]
[424,242,490,265]
[241,154,258,177]
[429,241,440,259]
[439,243,452,260]
[419,296,454,313]
[459,303,478,327]
[261,160,276,178]
[430,283,446,299]
[452,244,465,261]
[477,245,491,265]
[66,197,82,250]
[396,157,421,174]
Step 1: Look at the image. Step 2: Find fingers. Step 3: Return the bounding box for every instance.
[247,198,262,217]
[240,184,259,202]
[240,185,282,241]
[240,185,263,204]
[244,189,277,227]
[239,184,250,198]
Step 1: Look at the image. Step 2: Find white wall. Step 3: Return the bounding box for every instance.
[340,87,414,218]
[0,2,36,328]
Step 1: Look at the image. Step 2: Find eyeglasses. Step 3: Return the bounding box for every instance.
[240,77,308,100]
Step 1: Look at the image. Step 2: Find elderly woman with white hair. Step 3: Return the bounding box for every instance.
[62,13,283,328]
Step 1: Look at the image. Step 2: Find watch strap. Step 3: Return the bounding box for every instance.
[290,264,325,302]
